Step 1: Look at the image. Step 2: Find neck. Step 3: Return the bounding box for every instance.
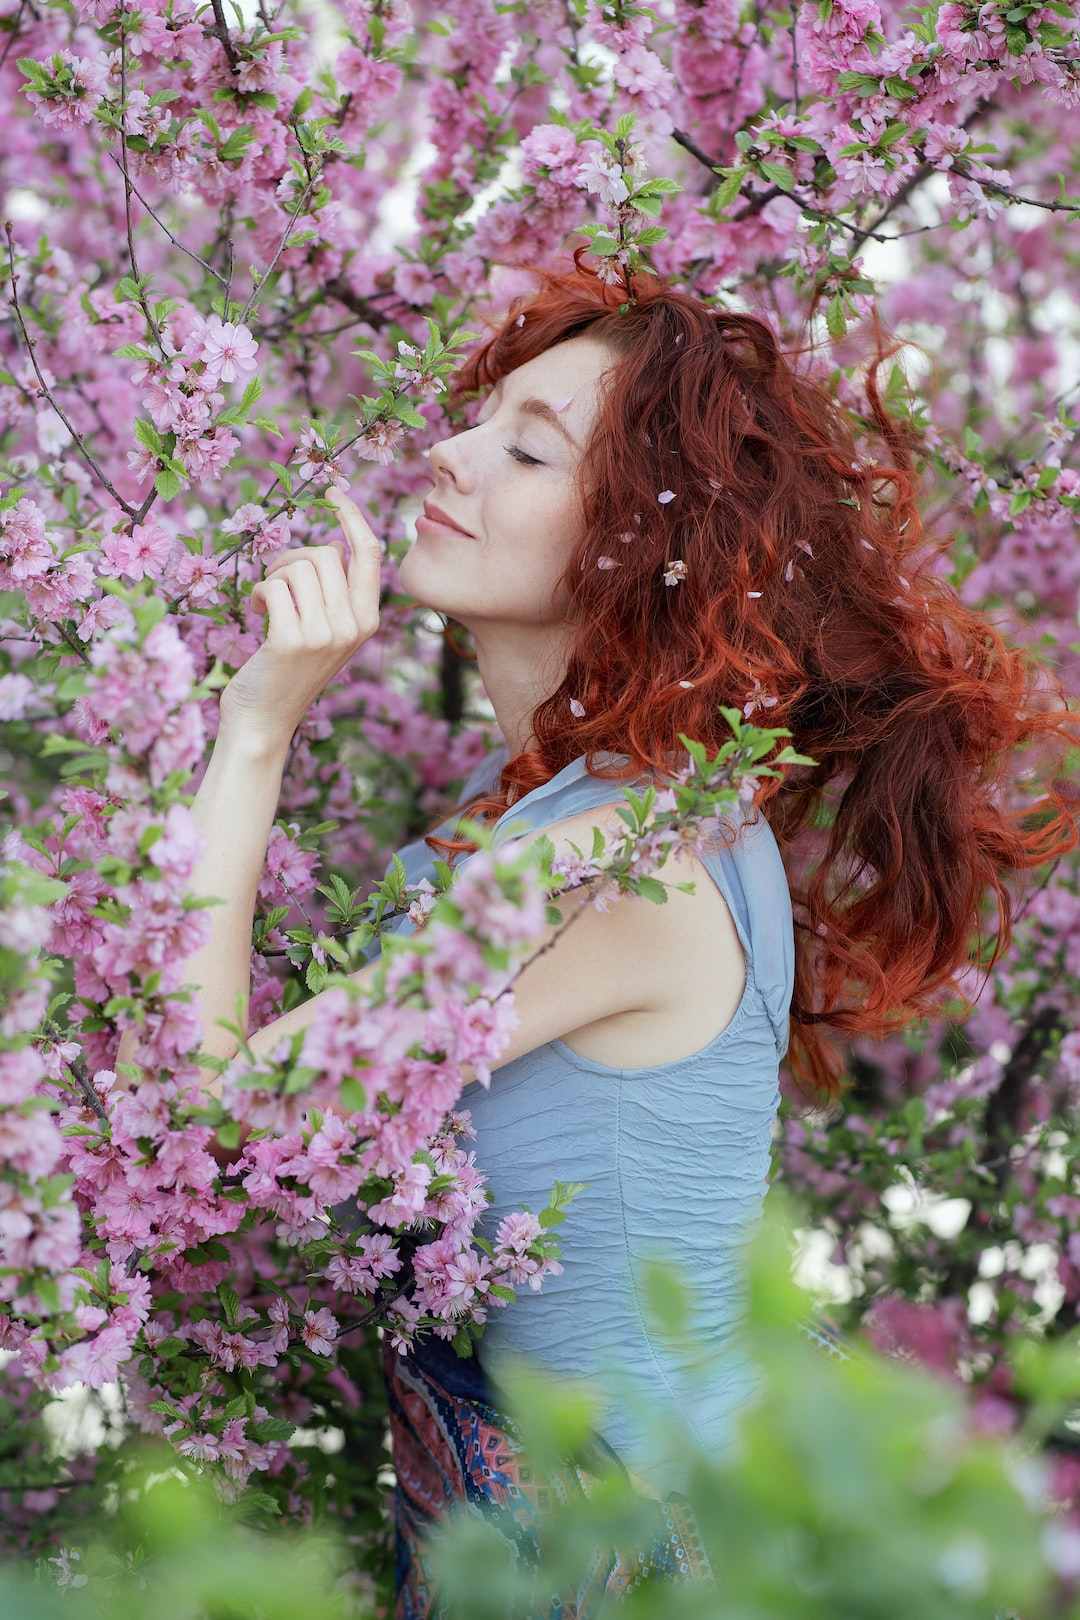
[469,621,575,759]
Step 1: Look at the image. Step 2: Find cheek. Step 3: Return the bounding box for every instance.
[523,486,584,574]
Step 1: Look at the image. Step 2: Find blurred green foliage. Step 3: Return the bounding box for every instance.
[5,1197,1080,1620]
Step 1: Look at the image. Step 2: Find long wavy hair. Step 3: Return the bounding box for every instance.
[427,261,1076,1102]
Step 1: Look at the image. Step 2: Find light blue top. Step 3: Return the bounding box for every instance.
[379,747,794,1495]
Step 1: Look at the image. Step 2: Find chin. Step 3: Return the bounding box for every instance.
[399,547,463,621]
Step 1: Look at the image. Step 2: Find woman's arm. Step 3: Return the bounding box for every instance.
[241,804,746,1077]
[119,490,383,1090]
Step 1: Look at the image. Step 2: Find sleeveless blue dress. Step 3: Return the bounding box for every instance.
[379,747,794,1500]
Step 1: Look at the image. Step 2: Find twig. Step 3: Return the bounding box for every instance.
[0,0,31,75]
[4,223,139,518]
[238,171,322,327]
[107,153,229,289]
[56,622,91,665]
[117,23,165,354]
[671,127,720,176]
[978,176,1080,214]
[67,1055,110,1124]
[205,0,241,74]
[845,99,990,256]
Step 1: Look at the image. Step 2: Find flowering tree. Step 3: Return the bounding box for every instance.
[2,0,1080,1593]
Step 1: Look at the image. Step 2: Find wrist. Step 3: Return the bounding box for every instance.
[214,709,294,768]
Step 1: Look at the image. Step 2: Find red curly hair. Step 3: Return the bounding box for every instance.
[428,261,1076,1103]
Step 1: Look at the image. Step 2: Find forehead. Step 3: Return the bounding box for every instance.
[493,334,620,399]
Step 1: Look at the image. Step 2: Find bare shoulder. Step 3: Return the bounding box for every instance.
[508,798,737,943]
[500,797,747,1068]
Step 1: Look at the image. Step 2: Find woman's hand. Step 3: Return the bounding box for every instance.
[219,487,382,755]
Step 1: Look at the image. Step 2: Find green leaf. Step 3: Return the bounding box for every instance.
[249,1416,296,1443]
[759,161,795,193]
[339,1074,367,1114]
[133,417,163,454]
[639,1258,692,1338]
[217,1283,241,1328]
[712,167,744,208]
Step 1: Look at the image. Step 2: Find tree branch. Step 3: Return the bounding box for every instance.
[67,1054,111,1124]
[4,223,139,519]
[205,0,241,74]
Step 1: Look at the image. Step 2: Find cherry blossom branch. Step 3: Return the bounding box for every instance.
[205,0,241,75]
[117,26,165,355]
[66,1054,110,1124]
[237,168,322,327]
[0,0,31,75]
[845,99,991,255]
[56,623,91,665]
[977,176,1080,214]
[106,155,230,291]
[3,223,140,519]
[671,126,720,176]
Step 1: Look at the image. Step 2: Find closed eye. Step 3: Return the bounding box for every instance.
[504,443,543,467]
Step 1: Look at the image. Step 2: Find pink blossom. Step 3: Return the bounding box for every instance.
[0,674,35,721]
[577,148,629,205]
[0,498,53,583]
[300,1306,339,1356]
[54,1322,133,1390]
[177,427,239,480]
[99,520,173,582]
[521,123,580,175]
[190,314,260,385]
[354,418,406,465]
[24,52,109,130]
[221,502,268,536]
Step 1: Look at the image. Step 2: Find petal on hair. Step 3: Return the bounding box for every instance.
[597,556,621,569]
[617,531,635,544]
[569,698,586,718]
[748,590,763,598]
[707,478,723,491]
[657,490,676,504]
[678,679,694,688]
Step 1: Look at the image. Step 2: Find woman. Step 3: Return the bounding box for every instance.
[168,263,1073,1614]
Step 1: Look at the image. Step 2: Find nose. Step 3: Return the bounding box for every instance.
[428,425,479,491]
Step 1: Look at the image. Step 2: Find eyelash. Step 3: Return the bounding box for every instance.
[504,443,542,467]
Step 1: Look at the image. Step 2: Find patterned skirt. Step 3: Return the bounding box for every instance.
[384,1334,712,1620]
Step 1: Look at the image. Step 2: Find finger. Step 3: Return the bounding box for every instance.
[262,548,298,578]
[268,558,334,643]
[256,575,302,644]
[263,546,354,639]
[327,489,382,636]
[277,545,357,641]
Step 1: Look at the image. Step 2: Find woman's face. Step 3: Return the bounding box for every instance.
[399,335,617,634]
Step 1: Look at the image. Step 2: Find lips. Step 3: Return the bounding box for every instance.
[420,500,473,537]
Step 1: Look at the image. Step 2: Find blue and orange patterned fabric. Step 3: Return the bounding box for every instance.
[385,1333,713,1620]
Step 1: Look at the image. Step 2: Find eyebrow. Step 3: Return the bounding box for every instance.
[485,379,579,448]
